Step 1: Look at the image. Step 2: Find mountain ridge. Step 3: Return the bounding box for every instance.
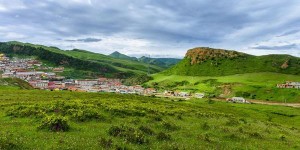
[109,51,181,68]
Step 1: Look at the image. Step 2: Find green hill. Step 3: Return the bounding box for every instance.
[0,78,33,90]
[0,41,164,78]
[109,51,181,68]
[109,51,138,61]
[138,56,181,68]
[164,47,300,76]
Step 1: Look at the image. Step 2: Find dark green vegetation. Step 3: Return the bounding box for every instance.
[0,78,33,90]
[0,41,164,79]
[0,89,300,149]
[109,51,181,68]
[122,74,153,86]
[164,47,300,76]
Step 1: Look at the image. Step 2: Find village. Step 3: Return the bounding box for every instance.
[0,54,207,99]
[2,53,299,103]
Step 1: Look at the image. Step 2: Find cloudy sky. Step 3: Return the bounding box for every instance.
[0,0,300,58]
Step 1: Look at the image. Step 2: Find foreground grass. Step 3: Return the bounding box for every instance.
[0,89,300,149]
[147,72,300,102]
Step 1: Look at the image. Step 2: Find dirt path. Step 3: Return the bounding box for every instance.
[248,100,300,108]
[213,98,300,108]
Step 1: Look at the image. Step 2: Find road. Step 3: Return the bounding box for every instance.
[213,98,300,108]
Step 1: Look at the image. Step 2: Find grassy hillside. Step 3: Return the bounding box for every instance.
[147,72,300,102]
[138,56,181,68]
[0,78,33,90]
[109,51,181,68]
[164,47,300,76]
[0,41,164,78]
[109,51,138,61]
[0,89,300,149]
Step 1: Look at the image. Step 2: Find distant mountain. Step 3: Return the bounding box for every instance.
[109,51,181,68]
[138,56,181,68]
[163,47,300,76]
[0,41,164,79]
[109,51,138,61]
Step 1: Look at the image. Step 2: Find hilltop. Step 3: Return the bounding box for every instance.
[109,51,138,61]
[109,51,181,68]
[164,47,300,76]
[0,41,164,78]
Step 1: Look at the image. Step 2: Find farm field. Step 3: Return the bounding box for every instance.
[0,89,300,149]
[147,72,300,103]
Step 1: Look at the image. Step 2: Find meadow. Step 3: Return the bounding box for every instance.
[0,89,300,149]
[147,72,300,102]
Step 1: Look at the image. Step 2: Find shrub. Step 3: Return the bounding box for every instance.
[139,126,155,135]
[202,122,210,130]
[108,125,148,144]
[161,121,179,131]
[226,118,240,126]
[38,115,70,132]
[70,108,105,122]
[156,132,171,141]
[98,137,113,149]
[0,133,20,150]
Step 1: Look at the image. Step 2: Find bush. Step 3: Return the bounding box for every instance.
[108,125,148,144]
[139,126,155,135]
[0,133,20,150]
[98,137,113,149]
[38,115,70,132]
[156,132,171,141]
[161,121,179,131]
[202,122,210,130]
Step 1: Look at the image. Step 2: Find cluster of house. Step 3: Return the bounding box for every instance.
[277,81,300,89]
[0,54,210,98]
[0,54,158,95]
[0,55,65,80]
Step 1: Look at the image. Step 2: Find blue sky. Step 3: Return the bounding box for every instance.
[0,0,300,58]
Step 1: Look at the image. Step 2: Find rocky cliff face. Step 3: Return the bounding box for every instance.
[185,47,247,65]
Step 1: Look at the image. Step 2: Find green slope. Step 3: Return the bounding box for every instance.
[164,47,300,76]
[109,51,138,61]
[0,78,33,90]
[109,51,181,68]
[138,56,181,68]
[0,41,164,78]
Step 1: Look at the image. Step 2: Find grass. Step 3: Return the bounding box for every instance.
[147,72,300,102]
[0,78,33,90]
[0,89,300,149]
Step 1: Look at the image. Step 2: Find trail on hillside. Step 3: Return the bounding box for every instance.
[213,98,300,108]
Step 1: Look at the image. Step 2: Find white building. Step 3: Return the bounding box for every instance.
[75,79,98,86]
[195,93,205,98]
